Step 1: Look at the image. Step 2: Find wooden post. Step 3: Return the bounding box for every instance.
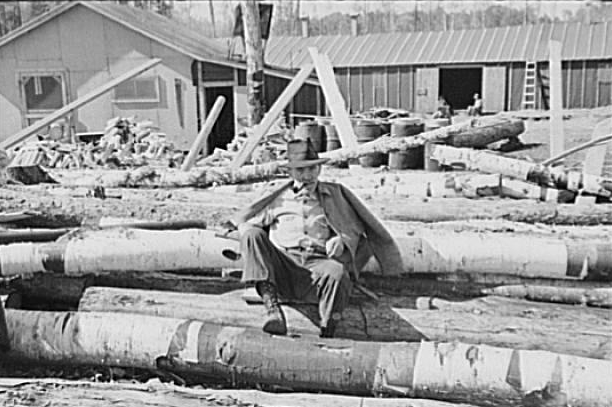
[549,40,564,158]
[181,96,226,171]
[308,48,358,149]
[230,64,314,169]
[242,0,265,126]
[0,59,162,150]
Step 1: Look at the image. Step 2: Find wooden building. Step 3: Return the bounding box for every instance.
[264,21,612,115]
[0,1,318,152]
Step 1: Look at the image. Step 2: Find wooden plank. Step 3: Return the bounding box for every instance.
[308,48,358,149]
[0,58,162,150]
[583,118,612,176]
[230,63,314,169]
[549,40,565,157]
[181,95,226,171]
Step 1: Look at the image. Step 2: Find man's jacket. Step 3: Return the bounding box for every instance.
[233,180,404,279]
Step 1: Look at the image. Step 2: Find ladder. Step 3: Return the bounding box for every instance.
[522,61,537,110]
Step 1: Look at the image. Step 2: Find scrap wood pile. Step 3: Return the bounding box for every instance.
[6,117,181,174]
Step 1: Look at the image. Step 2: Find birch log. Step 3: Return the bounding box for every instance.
[430,144,612,197]
[7,310,612,407]
[78,287,612,359]
[483,285,612,308]
[0,379,479,407]
[1,227,612,281]
[320,116,524,163]
[46,162,284,188]
[5,309,612,405]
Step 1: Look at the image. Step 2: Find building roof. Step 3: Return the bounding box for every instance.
[0,1,226,60]
[265,21,612,69]
[0,1,316,84]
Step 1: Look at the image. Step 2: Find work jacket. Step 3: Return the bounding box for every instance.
[232,180,404,279]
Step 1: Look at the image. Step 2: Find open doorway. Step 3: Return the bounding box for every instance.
[439,68,482,111]
[204,86,234,155]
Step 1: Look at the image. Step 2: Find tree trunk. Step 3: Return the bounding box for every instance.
[0,228,240,276]
[320,116,524,163]
[483,285,612,308]
[5,309,611,405]
[46,162,284,188]
[242,0,264,126]
[431,144,612,197]
[2,227,611,281]
[0,379,479,407]
[78,287,612,359]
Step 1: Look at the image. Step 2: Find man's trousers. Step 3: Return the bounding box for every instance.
[240,226,352,328]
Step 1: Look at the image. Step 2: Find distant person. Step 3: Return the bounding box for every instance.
[433,96,453,119]
[468,93,483,116]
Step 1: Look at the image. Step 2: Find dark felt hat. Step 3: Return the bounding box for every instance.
[283,138,329,168]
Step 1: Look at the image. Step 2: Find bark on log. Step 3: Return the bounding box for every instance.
[0,228,240,277]
[46,162,284,188]
[482,285,612,308]
[5,309,611,405]
[320,116,524,163]
[78,287,612,359]
[0,379,479,407]
[2,227,612,281]
[430,144,612,197]
[4,182,612,227]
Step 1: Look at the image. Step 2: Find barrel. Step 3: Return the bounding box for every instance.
[294,121,325,152]
[353,120,386,168]
[423,118,452,171]
[388,119,425,170]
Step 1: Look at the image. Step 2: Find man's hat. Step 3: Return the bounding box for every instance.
[283,138,329,168]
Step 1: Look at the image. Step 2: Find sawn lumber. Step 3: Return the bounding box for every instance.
[5,309,611,405]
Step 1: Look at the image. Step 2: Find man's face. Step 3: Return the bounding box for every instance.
[290,164,321,189]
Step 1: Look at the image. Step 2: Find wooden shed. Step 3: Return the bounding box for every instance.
[265,22,612,115]
[0,1,319,153]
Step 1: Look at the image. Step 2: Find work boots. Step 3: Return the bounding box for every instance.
[256,281,287,335]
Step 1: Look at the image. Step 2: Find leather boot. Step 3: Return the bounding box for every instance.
[256,281,287,335]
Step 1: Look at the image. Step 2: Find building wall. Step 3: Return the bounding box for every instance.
[0,5,199,149]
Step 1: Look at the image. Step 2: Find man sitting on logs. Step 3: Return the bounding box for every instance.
[229,139,403,338]
[468,93,483,116]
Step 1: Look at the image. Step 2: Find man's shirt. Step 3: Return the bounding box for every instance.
[257,183,333,251]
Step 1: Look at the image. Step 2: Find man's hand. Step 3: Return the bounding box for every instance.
[326,236,344,258]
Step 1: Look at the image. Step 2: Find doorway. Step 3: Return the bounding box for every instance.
[204,86,234,155]
[439,68,482,111]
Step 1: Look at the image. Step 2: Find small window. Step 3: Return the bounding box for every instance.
[22,75,64,111]
[114,76,160,102]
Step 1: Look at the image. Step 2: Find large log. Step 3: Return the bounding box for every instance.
[0,379,479,407]
[430,144,612,197]
[4,180,612,227]
[2,226,612,281]
[46,162,285,189]
[5,309,611,405]
[78,287,612,359]
[0,228,240,277]
[320,116,524,163]
[483,285,612,308]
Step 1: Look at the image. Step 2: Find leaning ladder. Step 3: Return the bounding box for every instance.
[522,61,537,110]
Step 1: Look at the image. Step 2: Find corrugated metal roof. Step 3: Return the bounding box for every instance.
[265,21,612,69]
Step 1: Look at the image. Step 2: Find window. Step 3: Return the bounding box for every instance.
[114,76,160,102]
[19,72,67,127]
